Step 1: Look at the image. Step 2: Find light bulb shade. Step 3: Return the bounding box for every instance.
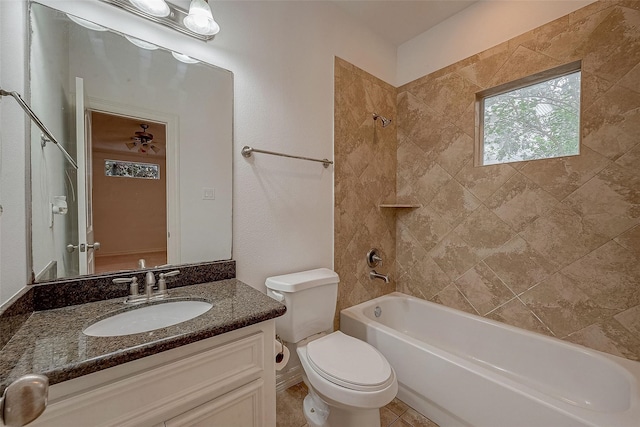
[129,0,170,17]
[171,52,200,64]
[66,14,108,32]
[183,0,220,36]
[125,35,159,50]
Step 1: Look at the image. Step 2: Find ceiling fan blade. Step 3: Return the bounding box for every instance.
[126,141,137,150]
[150,145,160,153]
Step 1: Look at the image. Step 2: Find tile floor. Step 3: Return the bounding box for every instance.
[276,382,440,427]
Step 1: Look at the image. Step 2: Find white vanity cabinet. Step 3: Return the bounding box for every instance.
[29,321,276,427]
[159,379,264,427]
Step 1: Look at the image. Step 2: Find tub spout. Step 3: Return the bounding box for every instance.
[369,270,390,283]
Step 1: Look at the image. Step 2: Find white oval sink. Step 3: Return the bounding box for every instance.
[83,300,213,337]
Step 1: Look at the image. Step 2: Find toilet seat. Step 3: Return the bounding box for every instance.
[306,331,394,392]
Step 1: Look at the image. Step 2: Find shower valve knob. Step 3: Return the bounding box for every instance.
[367,248,383,267]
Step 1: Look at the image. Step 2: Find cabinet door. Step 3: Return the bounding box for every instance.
[29,331,265,427]
[164,379,264,427]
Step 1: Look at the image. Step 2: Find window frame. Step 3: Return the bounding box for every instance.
[474,60,582,167]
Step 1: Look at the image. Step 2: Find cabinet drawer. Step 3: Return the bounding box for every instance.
[164,379,264,427]
[31,331,264,427]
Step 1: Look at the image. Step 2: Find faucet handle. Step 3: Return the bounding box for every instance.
[128,277,140,297]
[157,270,180,294]
[367,248,383,267]
[161,270,181,278]
[113,276,136,284]
[115,277,145,303]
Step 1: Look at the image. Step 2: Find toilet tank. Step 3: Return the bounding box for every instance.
[265,268,339,343]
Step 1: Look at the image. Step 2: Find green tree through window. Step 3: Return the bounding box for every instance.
[482,70,581,165]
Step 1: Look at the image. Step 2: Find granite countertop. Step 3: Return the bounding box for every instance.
[0,279,285,393]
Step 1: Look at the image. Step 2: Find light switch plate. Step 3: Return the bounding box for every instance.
[203,187,215,200]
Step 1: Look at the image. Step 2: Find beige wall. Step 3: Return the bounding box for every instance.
[92,150,167,257]
[335,1,640,361]
[396,0,640,361]
[334,58,397,327]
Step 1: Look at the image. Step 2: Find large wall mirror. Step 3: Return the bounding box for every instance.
[30,2,233,282]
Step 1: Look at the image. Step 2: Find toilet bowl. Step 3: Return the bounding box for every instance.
[297,331,397,426]
[265,269,398,427]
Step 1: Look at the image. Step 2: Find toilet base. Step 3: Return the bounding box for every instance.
[303,392,328,427]
[302,390,381,427]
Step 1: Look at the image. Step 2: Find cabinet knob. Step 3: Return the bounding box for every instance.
[0,374,49,427]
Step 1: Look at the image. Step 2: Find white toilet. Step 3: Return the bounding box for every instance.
[266,268,397,427]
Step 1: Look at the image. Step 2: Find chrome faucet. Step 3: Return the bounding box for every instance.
[115,270,181,303]
[145,271,157,298]
[367,248,383,268]
[157,270,180,297]
[113,276,145,304]
[369,270,390,283]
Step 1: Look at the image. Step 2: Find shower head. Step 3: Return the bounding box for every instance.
[372,113,392,128]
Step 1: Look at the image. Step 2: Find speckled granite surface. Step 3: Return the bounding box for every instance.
[0,287,34,350]
[0,279,285,394]
[0,260,236,351]
[32,260,236,310]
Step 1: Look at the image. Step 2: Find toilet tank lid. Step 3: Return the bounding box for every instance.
[265,268,339,292]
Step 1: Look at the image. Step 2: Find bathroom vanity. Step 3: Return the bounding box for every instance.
[31,322,273,427]
[0,275,285,427]
[0,1,282,424]
[0,2,280,424]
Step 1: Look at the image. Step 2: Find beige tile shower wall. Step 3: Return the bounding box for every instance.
[396,0,640,361]
[334,58,397,327]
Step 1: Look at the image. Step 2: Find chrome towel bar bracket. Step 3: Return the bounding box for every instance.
[241,145,333,168]
[0,88,78,170]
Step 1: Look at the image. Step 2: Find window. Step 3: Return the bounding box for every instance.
[105,159,160,179]
[476,62,581,166]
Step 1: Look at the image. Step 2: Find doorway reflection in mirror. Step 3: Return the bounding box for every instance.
[91,111,167,273]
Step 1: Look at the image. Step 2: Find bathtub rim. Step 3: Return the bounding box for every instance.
[340,292,640,427]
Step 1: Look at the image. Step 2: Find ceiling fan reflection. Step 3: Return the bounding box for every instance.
[126,123,160,154]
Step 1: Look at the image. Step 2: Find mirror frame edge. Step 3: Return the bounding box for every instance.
[26,0,235,285]
[27,0,35,286]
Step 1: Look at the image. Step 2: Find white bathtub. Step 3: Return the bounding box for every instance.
[340,292,640,427]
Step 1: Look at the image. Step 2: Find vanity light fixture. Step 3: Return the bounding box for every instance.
[100,0,219,41]
[129,0,170,17]
[171,51,199,64]
[184,0,220,36]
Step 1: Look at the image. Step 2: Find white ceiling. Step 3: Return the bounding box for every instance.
[332,0,478,46]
